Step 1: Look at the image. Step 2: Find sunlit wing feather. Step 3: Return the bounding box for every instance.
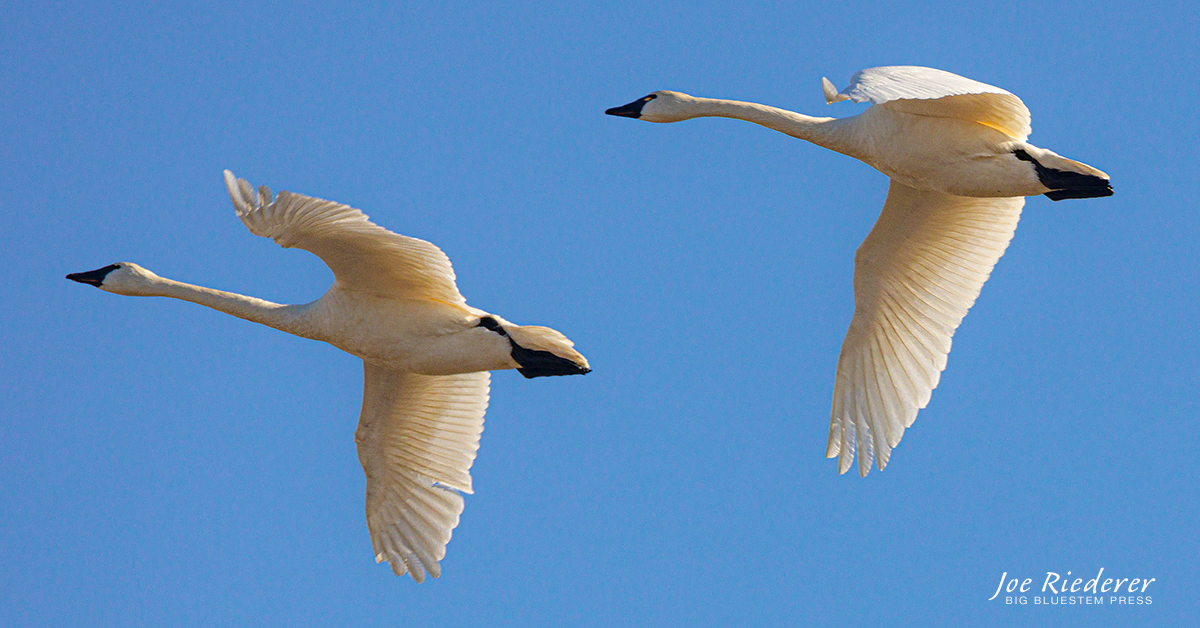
[825,66,1031,140]
[223,170,465,303]
[355,363,489,581]
[827,181,1024,476]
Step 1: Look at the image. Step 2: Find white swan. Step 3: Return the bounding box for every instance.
[67,171,590,581]
[607,66,1111,477]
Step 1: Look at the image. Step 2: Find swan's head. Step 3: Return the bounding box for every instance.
[66,262,163,296]
[606,90,697,123]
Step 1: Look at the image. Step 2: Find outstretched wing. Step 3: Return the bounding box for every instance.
[223,170,466,303]
[355,363,489,581]
[823,66,1031,141]
[827,181,1024,477]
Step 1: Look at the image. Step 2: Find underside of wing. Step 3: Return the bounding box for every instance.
[828,181,1024,476]
[824,66,1031,140]
[354,363,490,581]
[224,171,466,303]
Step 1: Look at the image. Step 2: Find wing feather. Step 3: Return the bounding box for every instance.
[828,181,1023,476]
[355,363,489,581]
[864,340,894,472]
[825,66,1031,141]
[869,332,906,446]
[223,171,466,303]
[874,308,922,413]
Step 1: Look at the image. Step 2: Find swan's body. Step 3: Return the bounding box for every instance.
[607,66,1111,477]
[67,171,590,581]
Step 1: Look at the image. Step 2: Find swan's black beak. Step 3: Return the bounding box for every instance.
[605,94,655,118]
[66,264,119,287]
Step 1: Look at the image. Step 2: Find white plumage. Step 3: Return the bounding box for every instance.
[608,65,1111,476]
[356,367,488,580]
[825,66,1033,141]
[831,184,1023,474]
[67,172,590,581]
[228,174,465,303]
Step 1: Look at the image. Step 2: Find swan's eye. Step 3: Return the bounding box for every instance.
[643,94,657,102]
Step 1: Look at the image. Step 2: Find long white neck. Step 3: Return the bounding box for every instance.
[682,97,860,157]
[152,277,320,339]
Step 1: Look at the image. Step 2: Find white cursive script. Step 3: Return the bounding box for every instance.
[990,568,1155,600]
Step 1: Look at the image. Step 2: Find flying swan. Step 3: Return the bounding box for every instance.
[67,171,591,581]
[607,66,1111,477]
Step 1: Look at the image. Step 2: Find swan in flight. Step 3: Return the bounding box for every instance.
[607,66,1111,477]
[67,171,590,581]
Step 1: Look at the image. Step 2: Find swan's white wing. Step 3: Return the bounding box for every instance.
[223,171,465,303]
[823,66,1031,140]
[827,181,1023,477]
[355,363,489,581]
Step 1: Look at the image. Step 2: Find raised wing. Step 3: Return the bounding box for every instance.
[223,171,466,303]
[355,363,489,581]
[823,66,1031,141]
[827,181,1024,476]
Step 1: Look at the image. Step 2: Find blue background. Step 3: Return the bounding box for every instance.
[3,1,1196,626]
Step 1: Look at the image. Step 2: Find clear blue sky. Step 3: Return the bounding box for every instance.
[3,1,1197,626]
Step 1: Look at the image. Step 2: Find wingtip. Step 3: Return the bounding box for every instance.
[223,169,247,213]
[386,551,428,583]
[257,184,274,208]
[825,433,840,460]
[222,169,238,198]
[822,77,850,104]
[222,170,269,217]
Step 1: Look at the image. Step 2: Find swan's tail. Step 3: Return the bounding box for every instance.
[1013,149,1113,201]
[503,324,591,378]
